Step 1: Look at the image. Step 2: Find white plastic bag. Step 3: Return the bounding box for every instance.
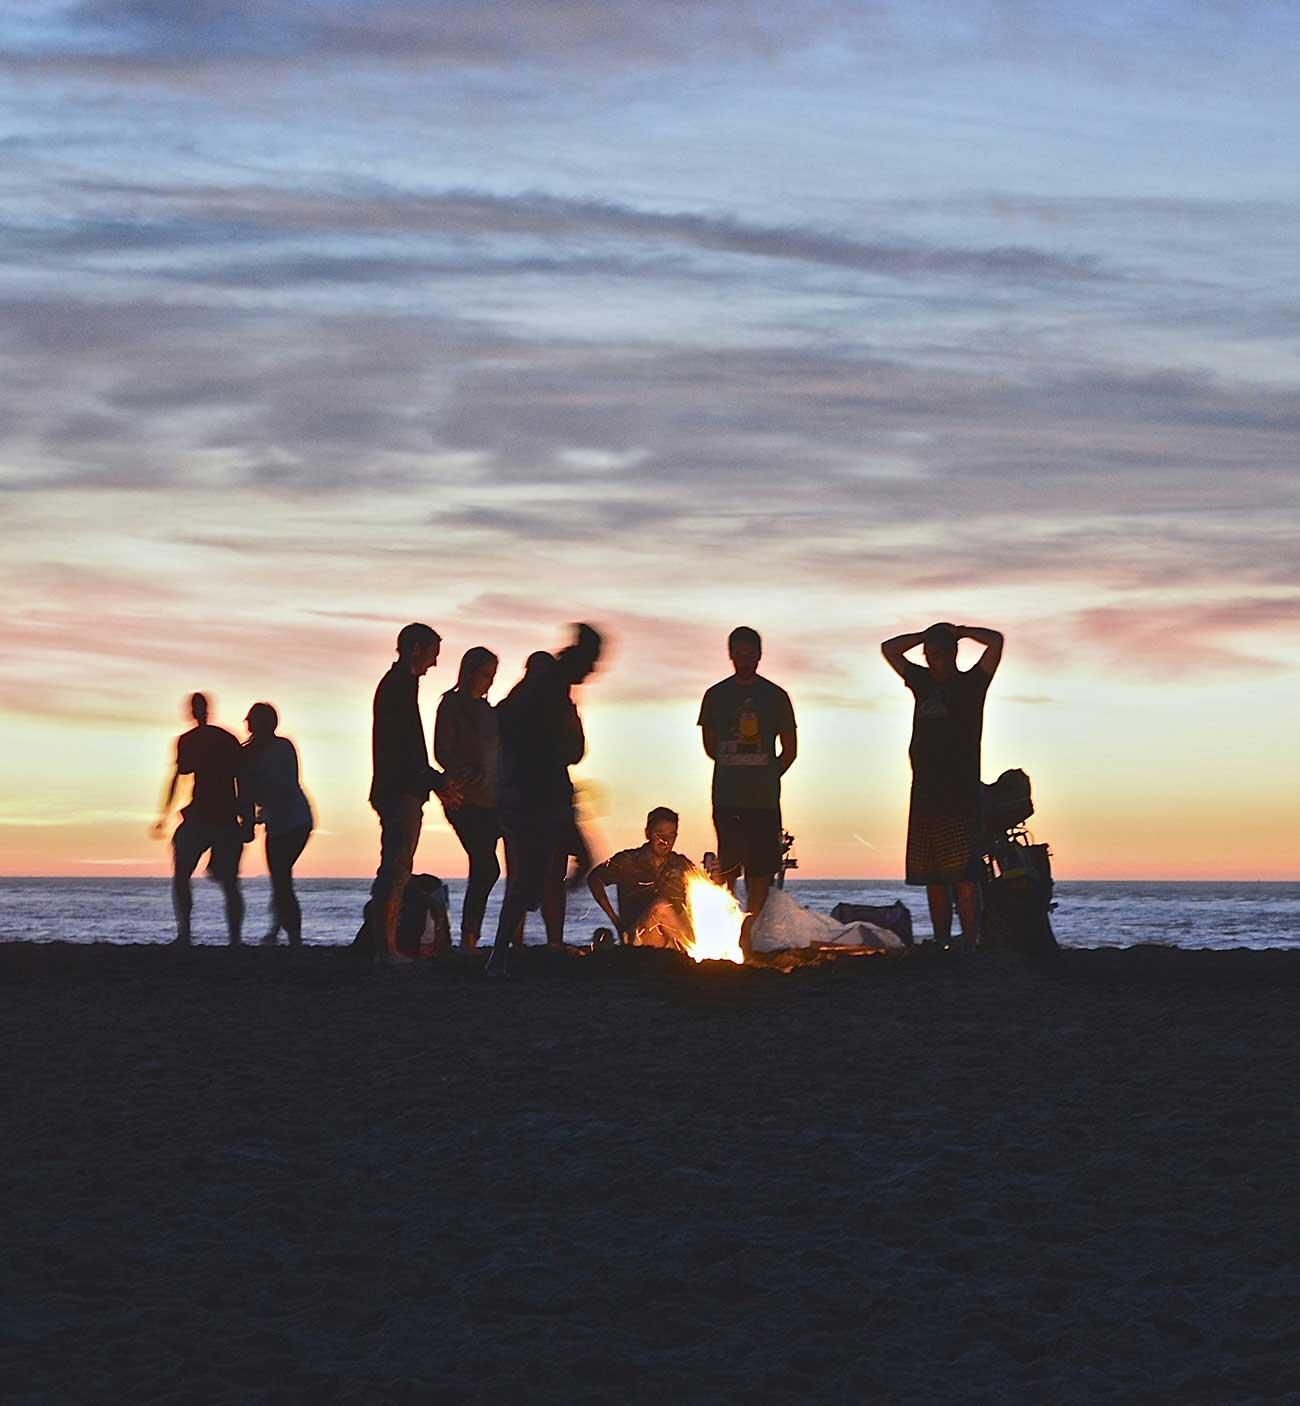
[750,889,905,954]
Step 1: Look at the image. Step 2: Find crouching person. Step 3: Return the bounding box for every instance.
[587,807,696,949]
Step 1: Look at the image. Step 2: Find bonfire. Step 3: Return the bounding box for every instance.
[682,873,745,964]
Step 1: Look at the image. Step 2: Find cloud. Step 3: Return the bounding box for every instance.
[1067,596,1300,678]
[13,1,1296,91]
[9,181,1110,289]
[12,0,835,78]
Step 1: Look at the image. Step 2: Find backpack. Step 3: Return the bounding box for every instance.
[828,900,914,946]
[982,768,1034,835]
[982,841,1057,956]
[354,874,452,958]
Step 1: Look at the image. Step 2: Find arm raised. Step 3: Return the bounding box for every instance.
[880,629,926,679]
[956,625,1005,677]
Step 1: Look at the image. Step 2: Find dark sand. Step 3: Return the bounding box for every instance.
[2,942,1297,1403]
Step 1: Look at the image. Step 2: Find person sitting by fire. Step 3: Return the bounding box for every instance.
[587,806,697,949]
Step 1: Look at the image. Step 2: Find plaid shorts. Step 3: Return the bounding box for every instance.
[906,812,980,886]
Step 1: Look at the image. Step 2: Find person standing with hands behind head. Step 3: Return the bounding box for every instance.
[368,623,462,964]
[698,627,797,949]
[881,622,1003,951]
[434,646,502,952]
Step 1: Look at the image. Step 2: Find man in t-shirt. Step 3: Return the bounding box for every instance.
[697,627,797,945]
[368,622,462,963]
[587,806,697,949]
[881,621,1004,950]
[153,692,247,946]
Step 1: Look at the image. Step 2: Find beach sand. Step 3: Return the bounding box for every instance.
[2,942,1297,1402]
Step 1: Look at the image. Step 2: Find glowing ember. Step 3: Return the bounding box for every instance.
[683,874,746,964]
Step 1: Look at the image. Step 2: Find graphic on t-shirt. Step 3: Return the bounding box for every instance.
[918,688,950,720]
[722,697,769,767]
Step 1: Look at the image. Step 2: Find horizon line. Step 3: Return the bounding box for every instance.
[2,873,1296,884]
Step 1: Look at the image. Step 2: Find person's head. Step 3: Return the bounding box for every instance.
[456,646,498,699]
[557,622,603,685]
[645,806,679,855]
[244,701,278,740]
[396,622,441,676]
[189,692,209,724]
[728,626,762,676]
[923,622,958,678]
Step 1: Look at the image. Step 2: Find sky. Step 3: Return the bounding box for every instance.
[1,1,1298,880]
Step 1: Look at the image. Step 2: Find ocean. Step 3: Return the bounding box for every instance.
[1,877,1297,950]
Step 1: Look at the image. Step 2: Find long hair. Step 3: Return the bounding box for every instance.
[243,701,278,754]
[449,646,498,697]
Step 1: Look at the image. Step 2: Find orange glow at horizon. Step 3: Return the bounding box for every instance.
[0,619,1297,883]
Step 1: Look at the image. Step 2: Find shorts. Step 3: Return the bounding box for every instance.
[905,810,982,886]
[713,805,782,882]
[173,819,243,881]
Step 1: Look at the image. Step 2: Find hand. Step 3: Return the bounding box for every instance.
[150,819,167,840]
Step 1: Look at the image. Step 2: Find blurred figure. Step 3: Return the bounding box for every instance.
[486,624,603,975]
[698,626,797,948]
[434,646,502,951]
[881,622,1004,949]
[587,806,696,949]
[153,692,246,946]
[242,702,314,947]
[368,623,463,963]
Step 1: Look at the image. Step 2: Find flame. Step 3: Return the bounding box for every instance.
[683,874,746,964]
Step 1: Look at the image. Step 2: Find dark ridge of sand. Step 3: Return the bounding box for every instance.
[2,944,1297,1403]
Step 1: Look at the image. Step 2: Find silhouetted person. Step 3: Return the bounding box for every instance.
[698,626,796,949]
[368,624,462,963]
[587,806,696,949]
[486,625,603,975]
[882,622,1004,949]
[434,646,502,951]
[153,692,246,946]
[242,702,313,947]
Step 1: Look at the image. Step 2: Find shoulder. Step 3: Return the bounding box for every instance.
[701,678,733,703]
[757,675,793,703]
[901,661,929,688]
[375,664,407,697]
[757,676,795,718]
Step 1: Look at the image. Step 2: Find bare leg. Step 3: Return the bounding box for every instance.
[739,872,773,957]
[927,884,953,944]
[635,901,690,951]
[954,880,980,949]
[489,882,530,972]
[541,846,568,946]
[171,846,200,944]
[219,874,244,946]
